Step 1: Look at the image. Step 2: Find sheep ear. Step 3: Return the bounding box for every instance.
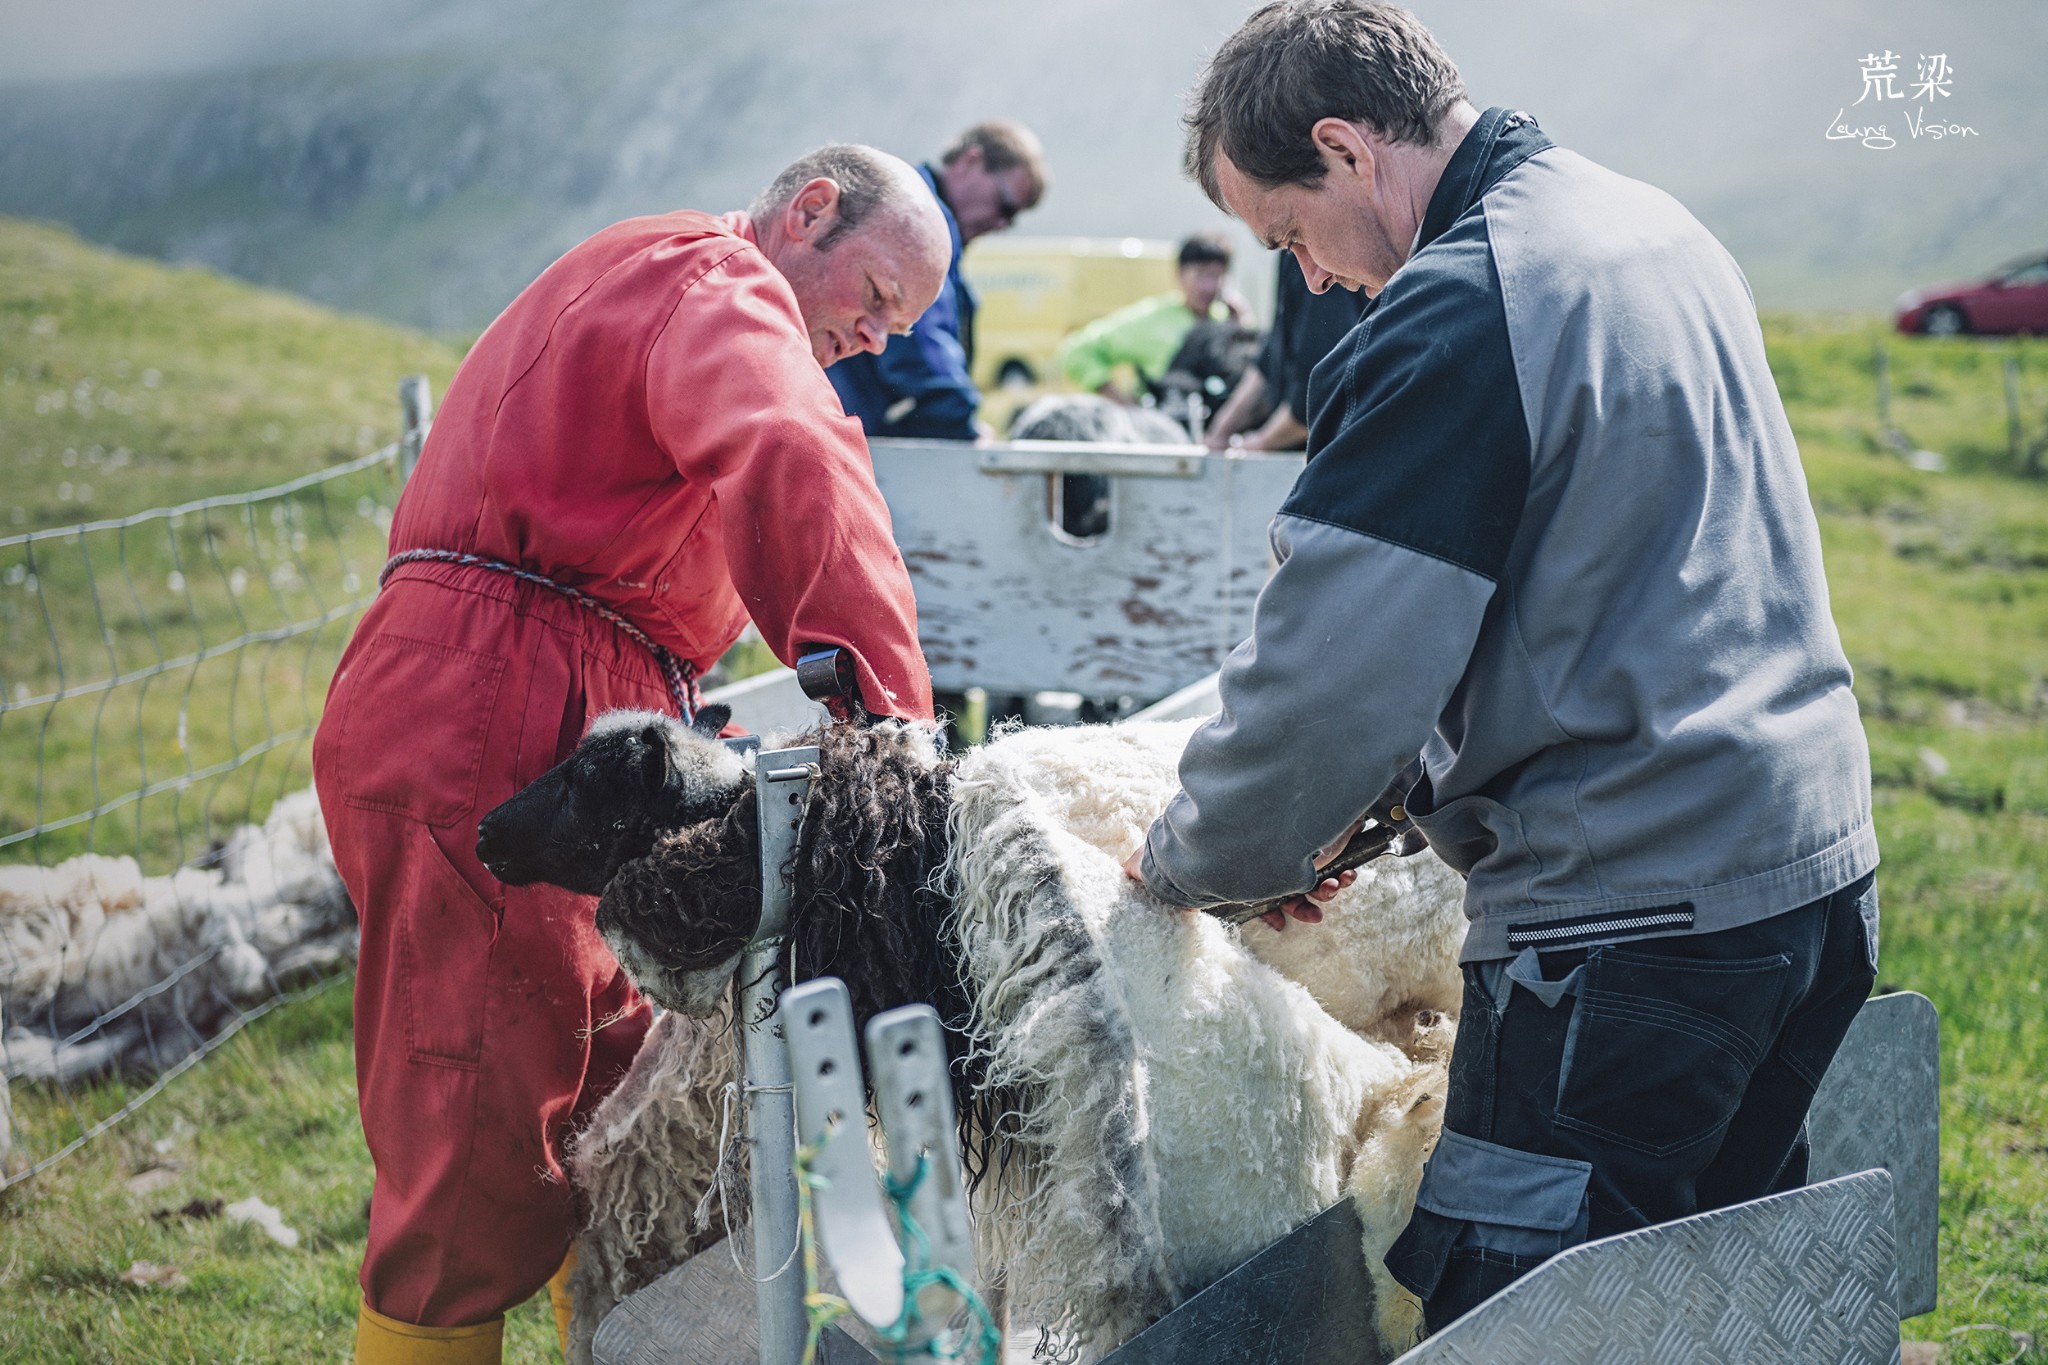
[690,704,732,738]
[636,725,671,791]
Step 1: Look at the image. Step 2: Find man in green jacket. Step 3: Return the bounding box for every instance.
[1059,233,1243,401]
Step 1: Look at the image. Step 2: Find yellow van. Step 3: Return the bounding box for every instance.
[962,236,1179,391]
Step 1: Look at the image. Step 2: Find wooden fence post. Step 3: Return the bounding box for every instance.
[2006,355,2023,468]
[398,375,434,483]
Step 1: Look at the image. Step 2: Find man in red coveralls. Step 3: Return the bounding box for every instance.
[312,144,949,1365]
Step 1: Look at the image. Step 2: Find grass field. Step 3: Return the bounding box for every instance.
[2,219,2045,1362]
[0,217,466,878]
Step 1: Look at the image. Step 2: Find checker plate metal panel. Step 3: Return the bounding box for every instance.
[1808,990,1940,1317]
[1098,1200,1386,1365]
[1389,1171,1902,1365]
[590,1236,878,1365]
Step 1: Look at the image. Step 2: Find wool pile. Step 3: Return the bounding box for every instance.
[0,787,356,1091]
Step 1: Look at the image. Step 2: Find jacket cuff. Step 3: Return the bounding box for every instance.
[1137,830,1207,910]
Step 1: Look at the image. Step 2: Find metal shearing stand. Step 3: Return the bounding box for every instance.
[741,742,818,1365]
[783,977,982,1363]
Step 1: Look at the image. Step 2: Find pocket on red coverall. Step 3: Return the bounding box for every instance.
[400,830,500,1068]
[331,633,506,827]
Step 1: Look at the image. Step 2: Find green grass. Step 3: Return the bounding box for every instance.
[2,230,2045,1359]
[1763,314,2048,1361]
[0,984,564,1364]
[0,216,466,874]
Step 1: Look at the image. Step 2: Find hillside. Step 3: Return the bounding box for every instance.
[0,216,463,529]
[0,216,464,873]
[0,0,2042,331]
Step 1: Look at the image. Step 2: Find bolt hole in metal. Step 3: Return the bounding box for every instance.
[897,1039,916,1057]
[808,1008,828,1028]
[906,1091,924,1109]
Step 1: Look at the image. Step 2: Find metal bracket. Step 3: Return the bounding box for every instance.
[783,978,908,1328]
[796,647,860,709]
[866,1005,975,1289]
[742,746,820,1365]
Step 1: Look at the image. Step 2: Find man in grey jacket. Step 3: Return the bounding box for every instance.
[1127,0,1880,1332]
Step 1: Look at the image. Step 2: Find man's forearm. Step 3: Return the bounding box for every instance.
[1139,516,1491,906]
[1205,369,1269,449]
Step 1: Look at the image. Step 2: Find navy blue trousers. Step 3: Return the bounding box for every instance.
[1386,873,1880,1333]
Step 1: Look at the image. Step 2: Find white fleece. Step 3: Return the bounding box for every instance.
[947,721,1459,1357]
[570,719,1465,1359]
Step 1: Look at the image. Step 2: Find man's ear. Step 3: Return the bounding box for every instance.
[1309,116,1376,181]
[636,725,671,792]
[691,704,733,739]
[786,176,842,244]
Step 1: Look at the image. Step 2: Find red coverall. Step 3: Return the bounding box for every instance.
[311,210,933,1328]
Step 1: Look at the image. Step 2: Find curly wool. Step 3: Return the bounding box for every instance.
[959,718,1467,1043]
[563,1007,736,1365]
[569,717,1465,1358]
[1,788,354,1082]
[946,726,1451,1357]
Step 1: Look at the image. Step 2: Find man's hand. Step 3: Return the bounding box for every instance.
[1119,827,1360,931]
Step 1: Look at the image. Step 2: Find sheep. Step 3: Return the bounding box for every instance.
[1008,393,1188,548]
[1008,393,1190,446]
[484,713,1466,1361]
[0,787,355,1083]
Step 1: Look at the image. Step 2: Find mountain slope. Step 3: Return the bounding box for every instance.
[0,0,2042,328]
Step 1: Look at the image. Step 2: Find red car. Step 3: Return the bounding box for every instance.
[1895,254,2048,336]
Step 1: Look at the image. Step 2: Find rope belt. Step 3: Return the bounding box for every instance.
[380,548,702,722]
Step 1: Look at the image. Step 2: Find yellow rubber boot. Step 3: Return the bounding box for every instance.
[547,1246,577,1359]
[354,1299,504,1365]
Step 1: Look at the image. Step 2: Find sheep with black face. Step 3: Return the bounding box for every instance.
[485,708,1466,1361]
[475,703,748,1015]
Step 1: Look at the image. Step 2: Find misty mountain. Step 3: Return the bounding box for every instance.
[0,0,2040,331]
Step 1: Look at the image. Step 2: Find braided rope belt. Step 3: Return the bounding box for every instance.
[380,547,702,722]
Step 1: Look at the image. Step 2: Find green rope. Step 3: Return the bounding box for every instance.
[795,1133,1003,1365]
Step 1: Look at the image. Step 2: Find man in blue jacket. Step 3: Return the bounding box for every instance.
[830,120,1049,440]
[1131,0,1880,1334]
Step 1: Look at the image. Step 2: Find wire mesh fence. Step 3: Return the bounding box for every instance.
[0,434,404,1187]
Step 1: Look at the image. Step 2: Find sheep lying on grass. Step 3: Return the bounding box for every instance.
[0,788,355,1084]
[482,715,1464,1361]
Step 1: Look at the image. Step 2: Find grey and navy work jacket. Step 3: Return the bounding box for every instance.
[1139,107,1877,961]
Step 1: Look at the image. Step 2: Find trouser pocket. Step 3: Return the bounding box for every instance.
[400,830,500,1069]
[1385,1127,1591,1318]
[1555,947,1795,1158]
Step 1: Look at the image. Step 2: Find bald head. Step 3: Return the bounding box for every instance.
[750,145,950,367]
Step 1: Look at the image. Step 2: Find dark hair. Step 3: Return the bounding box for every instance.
[1183,1,1466,207]
[750,143,900,250]
[1177,232,1233,269]
[941,118,1051,206]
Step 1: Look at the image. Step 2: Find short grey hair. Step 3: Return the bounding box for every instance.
[751,144,903,250]
[1183,1,1466,208]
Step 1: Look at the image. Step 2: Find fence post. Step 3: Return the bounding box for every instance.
[1874,344,1892,431]
[398,375,434,483]
[2006,355,2024,468]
